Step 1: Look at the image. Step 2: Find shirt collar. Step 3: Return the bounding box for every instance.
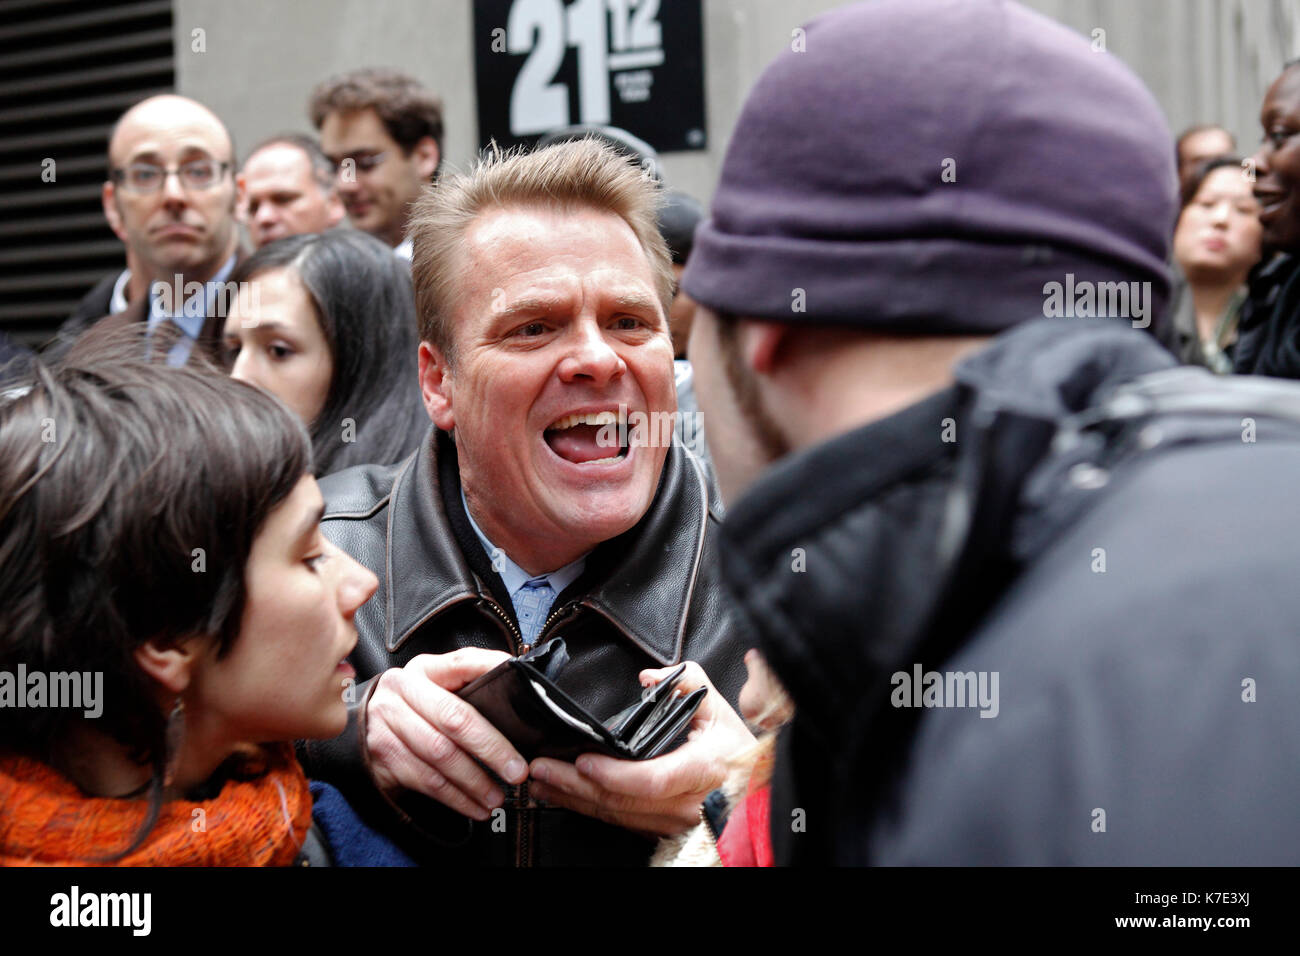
[110,269,132,314]
[365,428,712,664]
[459,486,586,598]
[148,254,238,338]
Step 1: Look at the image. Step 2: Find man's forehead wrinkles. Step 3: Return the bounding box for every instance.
[491,276,580,313]
[494,274,655,311]
[608,291,660,310]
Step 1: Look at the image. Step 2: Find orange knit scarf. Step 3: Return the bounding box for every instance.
[0,744,312,866]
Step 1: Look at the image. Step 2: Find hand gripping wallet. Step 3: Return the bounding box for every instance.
[457,638,707,762]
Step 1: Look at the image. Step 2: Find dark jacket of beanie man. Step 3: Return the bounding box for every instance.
[683,0,1300,865]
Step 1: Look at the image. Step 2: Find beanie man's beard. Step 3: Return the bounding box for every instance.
[714,311,791,466]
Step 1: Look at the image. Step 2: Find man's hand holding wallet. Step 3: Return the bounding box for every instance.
[363,646,528,823]
[521,649,758,838]
[456,638,708,762]
[364,641,755,837]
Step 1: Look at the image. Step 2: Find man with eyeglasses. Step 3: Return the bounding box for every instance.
[309,68,442,259]
[54,94,243,366]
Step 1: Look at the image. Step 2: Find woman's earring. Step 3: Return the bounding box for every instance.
[162,698,186,787]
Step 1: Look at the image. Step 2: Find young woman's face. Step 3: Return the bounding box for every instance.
[1173,166,1262,281]
[224,268,334,425]
[186,475,377,744]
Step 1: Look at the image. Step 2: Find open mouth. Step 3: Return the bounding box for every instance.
[543,409,630,465]
[336,632,357,673]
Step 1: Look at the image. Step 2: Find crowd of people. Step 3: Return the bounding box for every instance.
[2,0,1299,867]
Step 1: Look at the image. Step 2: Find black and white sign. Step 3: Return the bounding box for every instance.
[473,0,706,153]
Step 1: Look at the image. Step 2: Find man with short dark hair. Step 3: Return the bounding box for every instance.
[55,94,243,366]
[684,0,1300,865]
[238,133,344,248]
[309,68,443,257]
[303,139,750,866]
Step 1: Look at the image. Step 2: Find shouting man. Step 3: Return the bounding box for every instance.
[303,140,750,866]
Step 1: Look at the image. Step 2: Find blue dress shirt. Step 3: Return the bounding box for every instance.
[146,254,237,366]
[460,488,586,647]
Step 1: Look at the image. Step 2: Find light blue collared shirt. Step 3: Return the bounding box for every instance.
[146,254,237,366]
[110,269,131,314]
[460,488,586,646]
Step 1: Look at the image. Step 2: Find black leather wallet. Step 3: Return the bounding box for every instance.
[457,638,706,762]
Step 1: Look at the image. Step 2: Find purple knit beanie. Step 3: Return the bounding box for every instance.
[681,0,1178,334]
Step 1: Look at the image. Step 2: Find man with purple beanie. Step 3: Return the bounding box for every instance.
[684,0,1300,864]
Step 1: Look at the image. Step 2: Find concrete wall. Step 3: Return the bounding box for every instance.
[175,0,1300,204]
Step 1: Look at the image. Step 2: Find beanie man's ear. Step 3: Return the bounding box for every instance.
[744,320,791,376]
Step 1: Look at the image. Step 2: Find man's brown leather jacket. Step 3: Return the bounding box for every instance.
[301,427,746,866]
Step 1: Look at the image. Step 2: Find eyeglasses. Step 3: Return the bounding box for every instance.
[111,159,231,194]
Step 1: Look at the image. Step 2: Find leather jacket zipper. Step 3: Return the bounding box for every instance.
[481,596,581,653]
[479,597,524,655]
[536,602,580,644]
[521,603,578,866]
[518,778,532,867]
[476,597,581,867]
[476,597,527,863]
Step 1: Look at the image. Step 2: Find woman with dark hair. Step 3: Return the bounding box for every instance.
[222,230,429,476]
[1169,155,1261,371]
[1233,60,1300,377]
[0,348,378,865]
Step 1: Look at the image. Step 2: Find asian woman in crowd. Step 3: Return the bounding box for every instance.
[1169,155,1261,371]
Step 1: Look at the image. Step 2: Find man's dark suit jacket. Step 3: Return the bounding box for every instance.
[48,252,244,364]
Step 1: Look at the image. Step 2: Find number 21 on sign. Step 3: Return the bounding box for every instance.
[508,0,663,135]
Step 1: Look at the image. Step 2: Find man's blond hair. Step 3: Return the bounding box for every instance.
[409,139,675,359]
